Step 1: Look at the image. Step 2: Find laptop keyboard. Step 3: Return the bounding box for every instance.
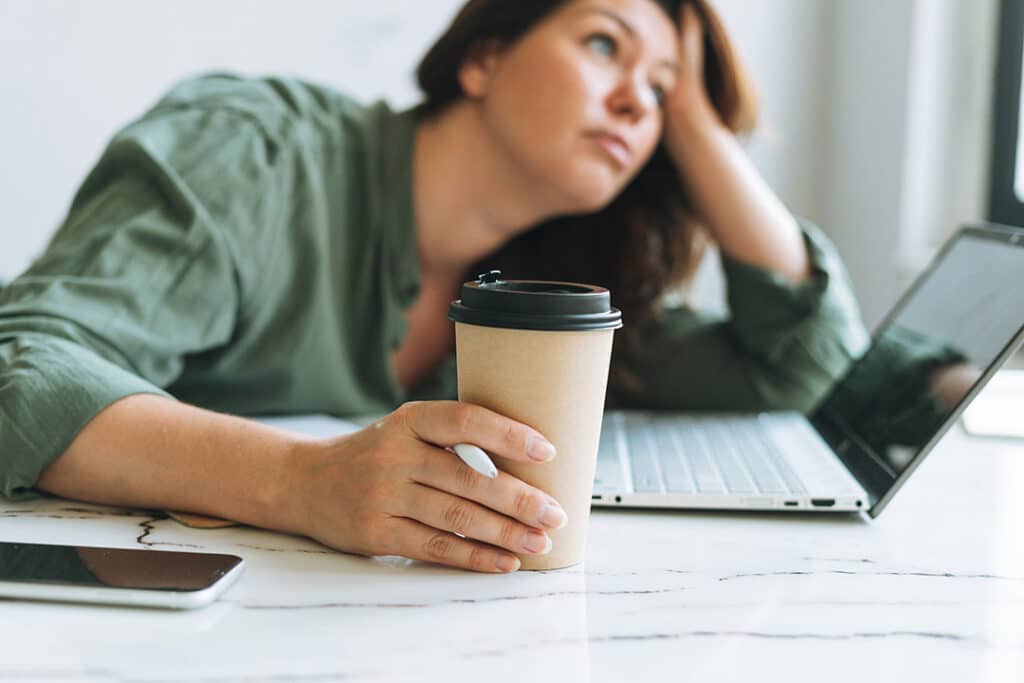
[595,413,810,496]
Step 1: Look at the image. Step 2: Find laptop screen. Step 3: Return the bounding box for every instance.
[809,226,1024,516]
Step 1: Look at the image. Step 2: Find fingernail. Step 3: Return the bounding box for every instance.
[538,503,568,529]
[496,555,521,572]
[522,531,552,555]
[527,437,556,462]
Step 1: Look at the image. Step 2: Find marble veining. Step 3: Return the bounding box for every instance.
[1,429,1023,682]
[715,569,1024,582]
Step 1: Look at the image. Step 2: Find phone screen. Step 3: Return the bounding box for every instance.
[0,541,243,592]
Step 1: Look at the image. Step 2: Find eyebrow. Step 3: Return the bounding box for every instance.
[587,8,679,72]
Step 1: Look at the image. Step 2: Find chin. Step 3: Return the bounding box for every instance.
[556,168,624,214]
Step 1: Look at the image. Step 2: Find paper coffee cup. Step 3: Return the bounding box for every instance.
[448,270,622,570]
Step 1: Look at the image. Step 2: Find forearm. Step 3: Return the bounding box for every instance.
[35,394,308,535]
[666,107,810,283]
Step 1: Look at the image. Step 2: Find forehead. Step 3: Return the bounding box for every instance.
[553,0,679,59]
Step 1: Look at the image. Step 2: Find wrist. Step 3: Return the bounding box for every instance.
[665,98,723,149]
[664,98,726,170]
[252,434,324,537]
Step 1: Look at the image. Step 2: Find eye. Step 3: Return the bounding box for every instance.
[585,33,618,58]
[651,84,667,106]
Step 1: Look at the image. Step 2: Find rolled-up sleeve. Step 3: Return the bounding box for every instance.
[0,334,172,499]
[609,221,870,413]
[0,99,274,500]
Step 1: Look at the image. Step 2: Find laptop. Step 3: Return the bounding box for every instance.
[592,223,1024,517]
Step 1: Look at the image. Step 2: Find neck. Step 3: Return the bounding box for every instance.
[411,101,562,282]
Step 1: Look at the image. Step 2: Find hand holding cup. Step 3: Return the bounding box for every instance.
[293,400,567,573]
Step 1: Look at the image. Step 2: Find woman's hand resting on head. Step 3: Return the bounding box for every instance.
[661,2,720,151]
[291,401,568,573]
[657,2,811,284]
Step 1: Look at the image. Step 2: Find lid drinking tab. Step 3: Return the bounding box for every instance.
[477,270,504,286]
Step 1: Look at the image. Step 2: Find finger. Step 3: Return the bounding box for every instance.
[383,516,521,573]
[412,442,569,531]
[400,401,556,464]
[403,482,553,556]
[679,3,705,74]
[680,1,703,37]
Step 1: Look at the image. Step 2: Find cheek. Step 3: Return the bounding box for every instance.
[544,49,604,99]
[498,47,602,136]
[478,42,650,207]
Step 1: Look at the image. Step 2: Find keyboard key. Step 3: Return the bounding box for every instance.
[607,412,819,498]
[676,430,726,493]
[704,433,757,493]
[689,423,755,493]
[625,416,664,493]
[594,421,624,492]
[732,423,805,494]
[650,422,695,493]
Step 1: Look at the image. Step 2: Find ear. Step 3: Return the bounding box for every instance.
[458,39,505,99]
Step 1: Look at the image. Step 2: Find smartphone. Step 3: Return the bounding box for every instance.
[0,541,244,610]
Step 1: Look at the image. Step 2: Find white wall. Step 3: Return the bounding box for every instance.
[900,0,999,275]
[0,1,1000,330]
[711,0,835,223]
[715,0,998,327]
[816,0,998,327]
[0,0,465,280]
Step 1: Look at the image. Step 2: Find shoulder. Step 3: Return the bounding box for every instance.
[101,72,407,182]
[138,72,371,141]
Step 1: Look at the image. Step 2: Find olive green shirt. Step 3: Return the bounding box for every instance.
[0,74,868,501]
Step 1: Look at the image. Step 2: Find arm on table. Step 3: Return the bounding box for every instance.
[35,394,305,535]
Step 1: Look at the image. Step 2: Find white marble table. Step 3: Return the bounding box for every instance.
[2,425,1022,683]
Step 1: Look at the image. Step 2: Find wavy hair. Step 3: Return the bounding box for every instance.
[416,0,758,377]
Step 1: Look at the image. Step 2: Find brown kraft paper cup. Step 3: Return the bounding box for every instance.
[449,272,622,570]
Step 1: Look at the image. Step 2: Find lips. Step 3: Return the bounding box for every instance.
[587,131,633,168]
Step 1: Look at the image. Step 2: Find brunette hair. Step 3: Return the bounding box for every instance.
[416,0,757,383]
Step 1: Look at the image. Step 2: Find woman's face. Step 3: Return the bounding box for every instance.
[465,0,680,213]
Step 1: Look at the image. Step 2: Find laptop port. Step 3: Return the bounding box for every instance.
[784,501,799,507]
[592,495,603,500]
[811,498,836,507]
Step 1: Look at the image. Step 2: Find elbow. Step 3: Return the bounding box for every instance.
[749,334,860,414]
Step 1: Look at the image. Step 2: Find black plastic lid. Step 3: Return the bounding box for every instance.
[448,271,623,331]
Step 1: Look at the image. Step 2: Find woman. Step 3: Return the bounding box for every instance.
[0,0,866,573]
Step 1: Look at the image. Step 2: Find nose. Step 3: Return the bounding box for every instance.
[606,70,657,123]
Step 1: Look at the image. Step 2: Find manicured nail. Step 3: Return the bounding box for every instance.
[527,437,557,462]
[538,503,568,530]
[522,531,552,555]
[496,555,521,572]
